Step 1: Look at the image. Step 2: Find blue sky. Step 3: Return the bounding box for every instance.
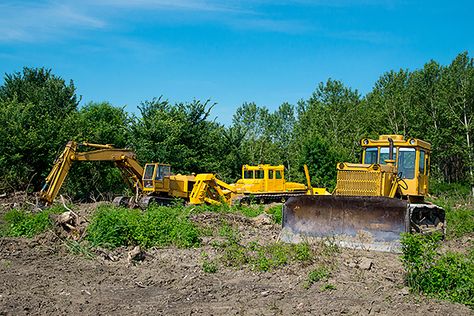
[0,0,473,125]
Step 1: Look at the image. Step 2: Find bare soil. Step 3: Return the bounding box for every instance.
[0,202,472,316]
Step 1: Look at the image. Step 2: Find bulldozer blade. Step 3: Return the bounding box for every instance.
[280,195,409,252]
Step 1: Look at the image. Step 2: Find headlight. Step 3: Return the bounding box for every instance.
[409,138,416,145]
[363,139,369,145]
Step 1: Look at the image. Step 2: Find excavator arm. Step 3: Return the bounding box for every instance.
[39,141,144,206]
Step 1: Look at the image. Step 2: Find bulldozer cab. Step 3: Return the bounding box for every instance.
[142,163,172,194]
[360,135,431,197]
[238,164,285,193]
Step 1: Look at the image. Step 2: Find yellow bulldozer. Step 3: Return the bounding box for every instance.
[281,135,446,252]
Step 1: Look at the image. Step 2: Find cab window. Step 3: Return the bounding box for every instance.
[364,148,378,164]
[255,170,264,179]
[162,165,171,177]
[380,147,398,164]
[275,171,282,179]
[269,170,274,179]
[244,170,254,179]
[143,165,155,180]
[419,150,425,175]
[397,148,416,179]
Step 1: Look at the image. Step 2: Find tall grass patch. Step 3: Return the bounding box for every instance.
[0,206,63,237]
[86,204,200,248]
[401,233,474,307]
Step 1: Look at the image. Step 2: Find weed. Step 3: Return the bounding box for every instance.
[236,205,264,218]
[426,195,474,239]
[320,283,336,291]
[294,242,311,261]
[65,240,95,259]
[304,266,330,289]
[320,237,340,256]
[218,222,240,243]
[266,205,282,224]
[220,238,313,271]
[202,260,218,273]
[201,252,218,273]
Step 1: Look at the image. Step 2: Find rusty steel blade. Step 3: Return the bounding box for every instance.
[280,195,409,252]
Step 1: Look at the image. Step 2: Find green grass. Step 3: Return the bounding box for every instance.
[65,240,95,259]
[86,204,200,249]
[219,239,313,272]
[429,195,474,239]
[0,206,64,237]
[401,233,474,307]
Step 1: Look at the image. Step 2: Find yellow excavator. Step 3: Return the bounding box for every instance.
[38,141,197,207]
[281,135,446,251]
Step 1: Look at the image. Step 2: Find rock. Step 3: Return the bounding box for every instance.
[253,213,273,226]
[260,290,269,297]
[398,287,410,296]
[56,211,76,225]
[128,246,145,263]
[359,257,373,270]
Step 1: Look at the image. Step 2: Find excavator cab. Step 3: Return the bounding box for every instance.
[142,163,172,193]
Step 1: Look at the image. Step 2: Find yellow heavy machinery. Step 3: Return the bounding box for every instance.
[39,141,196,207]
[40,142,327,207]
[189,164,329,206]
[281,135,446,251]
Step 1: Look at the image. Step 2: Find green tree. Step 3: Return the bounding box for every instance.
[0,67,79,191]
[60,102,132,200]
[131,97,225,175]
[292,79,362,186]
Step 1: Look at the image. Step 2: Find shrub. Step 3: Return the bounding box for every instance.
[1,206,63,237]
[401,233,474,307]
[86,204,200,249]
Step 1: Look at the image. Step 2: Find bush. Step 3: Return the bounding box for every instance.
[401,233,474,307]
[1,206,63,237]
[86,204,200,249]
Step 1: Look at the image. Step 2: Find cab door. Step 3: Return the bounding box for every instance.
[418,150,429,196]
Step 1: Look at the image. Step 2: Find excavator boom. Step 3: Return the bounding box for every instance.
[39,141,143,205]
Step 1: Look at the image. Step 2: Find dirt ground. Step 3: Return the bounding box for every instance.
[0,202,472,315]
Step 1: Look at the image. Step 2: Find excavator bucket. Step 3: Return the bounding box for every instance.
[280,195,410,252]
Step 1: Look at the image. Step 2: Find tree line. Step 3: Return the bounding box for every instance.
[0,52,473,200]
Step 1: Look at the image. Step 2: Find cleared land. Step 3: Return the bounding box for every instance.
[0,200,473,316]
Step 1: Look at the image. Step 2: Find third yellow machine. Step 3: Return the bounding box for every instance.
[281,135,446,251]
